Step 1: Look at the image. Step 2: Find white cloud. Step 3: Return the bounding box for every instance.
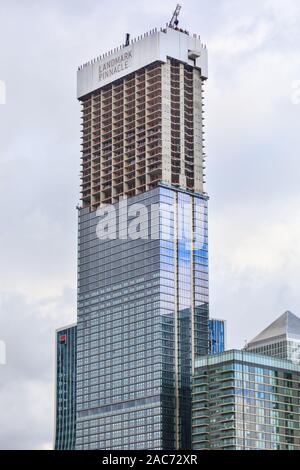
[210,18,274,58]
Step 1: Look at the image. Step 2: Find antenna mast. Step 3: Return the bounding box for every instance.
[169,4,182,29]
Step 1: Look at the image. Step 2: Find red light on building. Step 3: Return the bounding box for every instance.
[59,334,67,344]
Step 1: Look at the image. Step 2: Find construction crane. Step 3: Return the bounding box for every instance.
[169,4,181,29]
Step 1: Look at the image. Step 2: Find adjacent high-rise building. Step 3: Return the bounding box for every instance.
[54,325,77,450]
[192,350,300,450]
[209,319,226,355]
[75,25,209,450]
[245,311,300,364]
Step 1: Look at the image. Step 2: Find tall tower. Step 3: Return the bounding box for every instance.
[75,24,209,450]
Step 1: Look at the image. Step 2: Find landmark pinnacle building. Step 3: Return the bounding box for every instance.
[75,22,209,450]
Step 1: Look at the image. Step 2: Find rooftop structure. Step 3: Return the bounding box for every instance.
[245,311,300,364]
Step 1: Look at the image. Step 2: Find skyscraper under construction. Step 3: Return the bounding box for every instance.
[75,18,209,450]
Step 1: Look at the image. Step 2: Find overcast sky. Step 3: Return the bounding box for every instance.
[0,0,299,450]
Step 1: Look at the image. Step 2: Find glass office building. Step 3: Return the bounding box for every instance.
[55,325,77,450]
[245,311,300,365]
[76,185,209,449]
[192,350,300,450]
[209,319,226,355]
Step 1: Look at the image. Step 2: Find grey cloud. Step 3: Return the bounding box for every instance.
[0,289,75,449]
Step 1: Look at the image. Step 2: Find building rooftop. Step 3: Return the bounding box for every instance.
[248,311,300,346]
[77,26,208,99]
[195,349,300,373]
[77,26,206,71]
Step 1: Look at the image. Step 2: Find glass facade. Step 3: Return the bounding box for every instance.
[55,325,77,450]
[209,319,226,355]
[192,351,300,450]
[247,340,300,365]
[76,184,209,450]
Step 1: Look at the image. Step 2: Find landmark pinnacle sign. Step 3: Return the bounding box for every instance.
[98,49,133,82]
[77,27,208,99]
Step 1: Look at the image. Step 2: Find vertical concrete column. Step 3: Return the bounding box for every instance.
[179,63,186,188]
[161,62,172,185]
[193,69,204,193]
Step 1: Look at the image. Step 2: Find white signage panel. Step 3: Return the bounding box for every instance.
[77,28,208,98]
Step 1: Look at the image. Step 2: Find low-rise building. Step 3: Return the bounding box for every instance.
[192,350,300,450]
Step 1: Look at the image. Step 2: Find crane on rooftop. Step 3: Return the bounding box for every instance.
[169,4,182,29]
